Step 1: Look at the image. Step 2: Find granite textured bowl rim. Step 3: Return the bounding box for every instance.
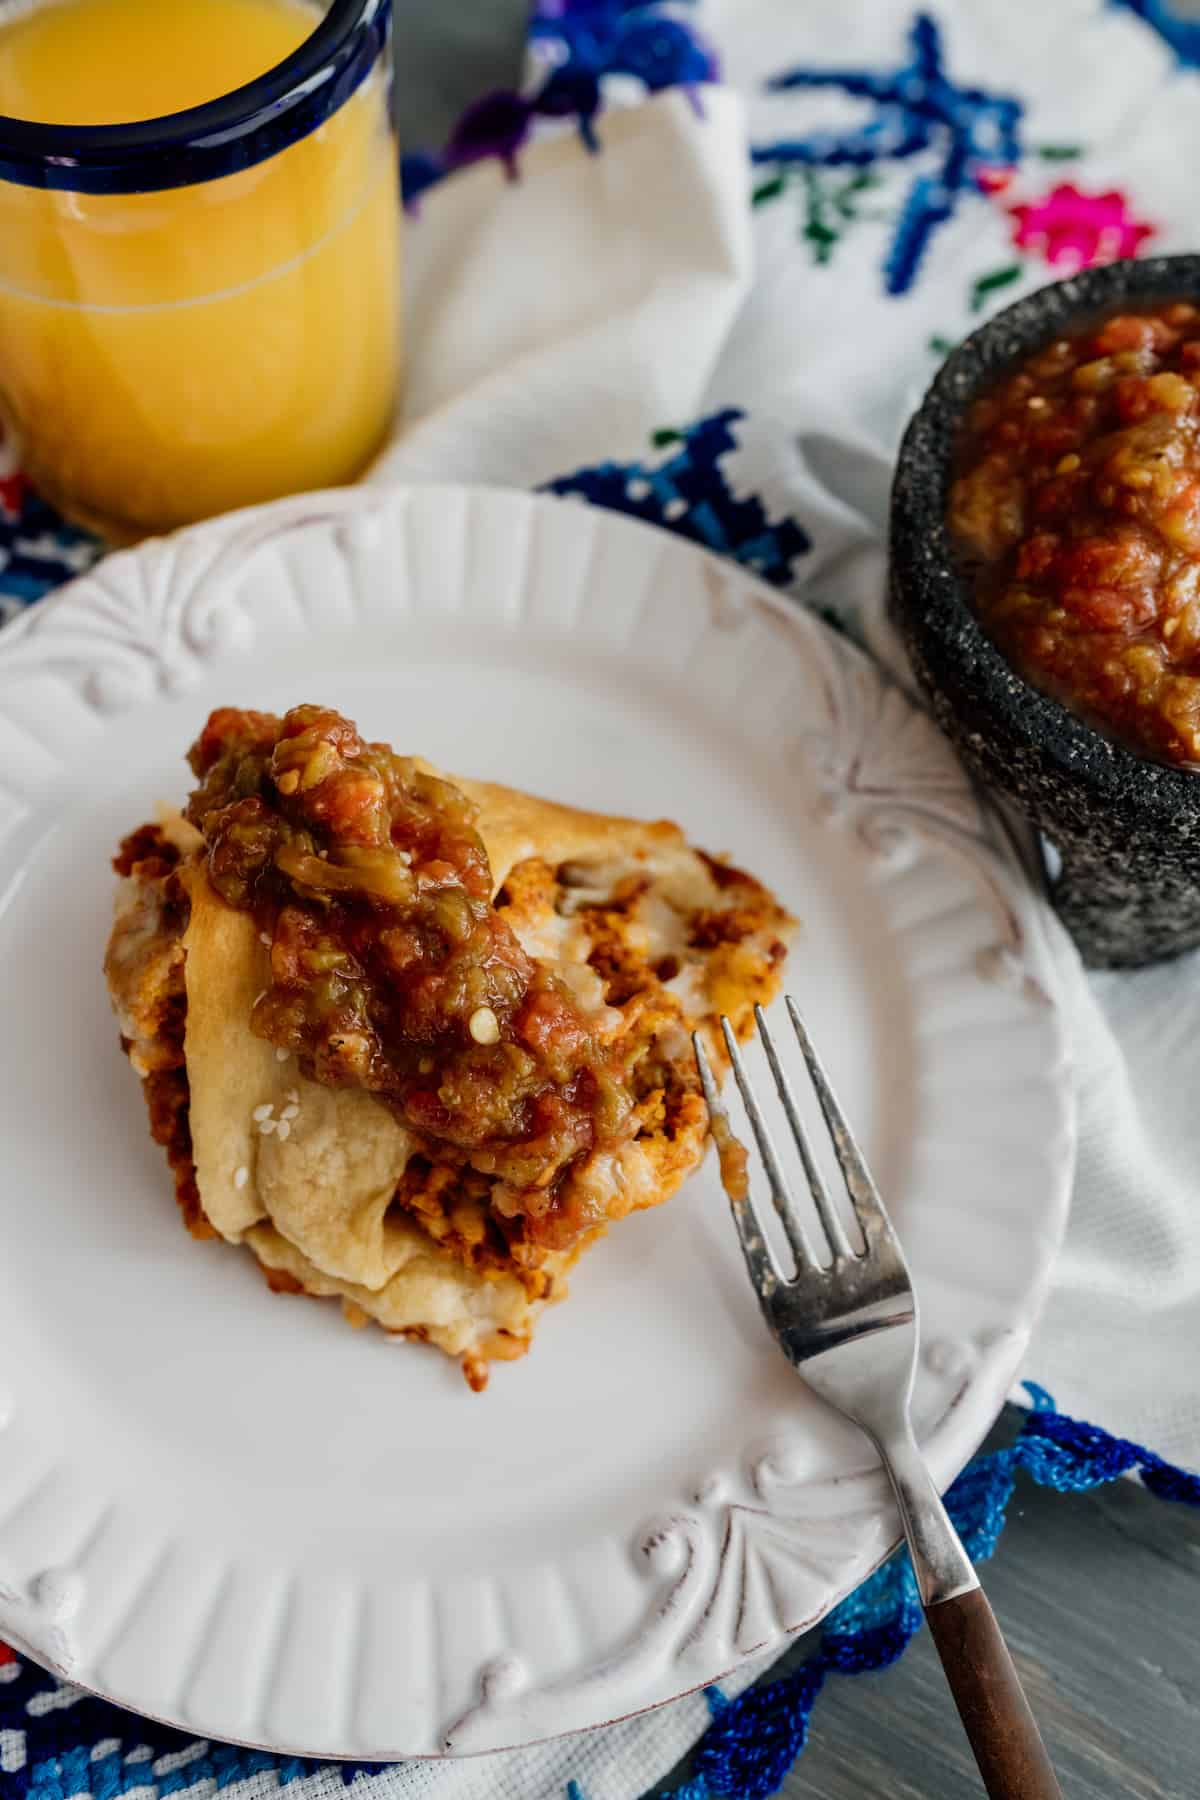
[890,252,1200,827]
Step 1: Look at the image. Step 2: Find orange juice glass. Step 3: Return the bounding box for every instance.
[0,0,399,542]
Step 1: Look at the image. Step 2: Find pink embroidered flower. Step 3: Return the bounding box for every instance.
[1008,183,1154,271]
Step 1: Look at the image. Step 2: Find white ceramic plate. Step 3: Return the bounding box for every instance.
[0,485,1073,1758]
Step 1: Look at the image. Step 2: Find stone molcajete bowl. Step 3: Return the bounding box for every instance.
[890,253,1200,970]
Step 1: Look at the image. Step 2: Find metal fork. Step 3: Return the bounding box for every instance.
[694,999,1062,1800]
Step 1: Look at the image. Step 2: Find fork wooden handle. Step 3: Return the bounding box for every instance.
[925,1587,1062,1799]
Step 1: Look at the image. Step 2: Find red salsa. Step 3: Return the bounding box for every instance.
[948,302,1200,766]
[185,706,634,1246]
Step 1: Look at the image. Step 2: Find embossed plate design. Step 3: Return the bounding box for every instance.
[0,486,1073,1757]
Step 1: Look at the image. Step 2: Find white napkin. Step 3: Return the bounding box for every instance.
[385,86,752,487]
[373,1,1200,1476]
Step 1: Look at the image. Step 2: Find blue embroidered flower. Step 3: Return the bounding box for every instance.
[528,2,716,151]
[530,1,717,91]
[444,89,536,175]
[542,410,812,588]
[401,1,718,197]
[401,91,539,204]
[754,12,1023,295]
[533,65,604,149]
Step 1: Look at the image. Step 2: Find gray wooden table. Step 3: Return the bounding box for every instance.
[393,8,1200,1794]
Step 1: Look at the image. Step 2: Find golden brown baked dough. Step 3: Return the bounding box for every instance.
[106,726,794,1389]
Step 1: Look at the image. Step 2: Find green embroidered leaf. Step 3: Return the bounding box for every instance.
[805,222,838,264]
[928,334,957,358]
[969,264,1023,312]
[650,427,684,449]
[832,169,880,218]
[752,175,787,206]
[1036,143,1083,161]
[756,164,888,266]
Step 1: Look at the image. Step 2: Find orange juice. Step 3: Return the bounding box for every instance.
[0,0,399,540]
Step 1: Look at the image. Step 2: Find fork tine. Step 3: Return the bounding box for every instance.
[718,1017,818,1270]
[692,1032,781,1298]
[785,996,890,1240]
[753,1004,855,1264]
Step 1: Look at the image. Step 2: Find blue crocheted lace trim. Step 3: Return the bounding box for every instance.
[612,1383,1198,1800]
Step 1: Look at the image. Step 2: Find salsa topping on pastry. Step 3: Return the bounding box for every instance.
[106,704,794,1389]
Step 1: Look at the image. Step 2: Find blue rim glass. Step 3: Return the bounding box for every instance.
[0,0,391,194]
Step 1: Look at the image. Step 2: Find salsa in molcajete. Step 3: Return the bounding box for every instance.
[949,302,1200,767]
